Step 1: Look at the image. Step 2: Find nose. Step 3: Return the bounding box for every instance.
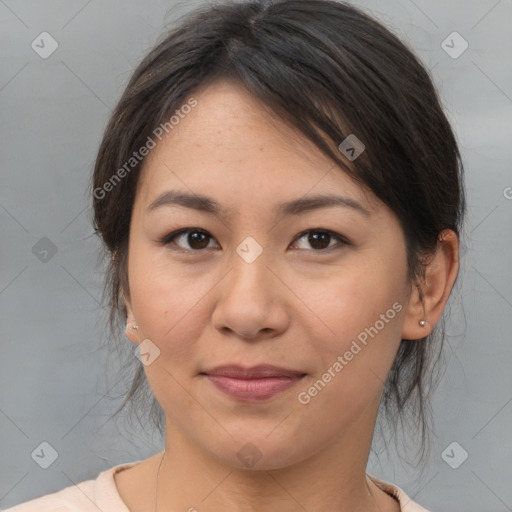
[211,245,291,341]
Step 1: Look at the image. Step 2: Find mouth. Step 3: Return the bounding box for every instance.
[200,365,307,402]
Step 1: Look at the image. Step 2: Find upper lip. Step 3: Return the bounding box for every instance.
[202,364,306,379]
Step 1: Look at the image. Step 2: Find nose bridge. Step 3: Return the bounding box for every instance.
[211,234,289,339]
[229,234,273,299]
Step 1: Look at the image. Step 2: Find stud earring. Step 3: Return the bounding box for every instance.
[419,320,427,327]
[127,324,139,330]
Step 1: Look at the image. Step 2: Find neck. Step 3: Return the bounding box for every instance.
[155,406,396,512]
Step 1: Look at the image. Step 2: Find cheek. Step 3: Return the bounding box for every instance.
[292,270,405,429]
[301,261,404,346]
[127,252,215,418]
[290,254,408,411]
[128,250,215,360]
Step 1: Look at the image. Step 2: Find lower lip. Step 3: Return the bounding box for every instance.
[205,375,304,402]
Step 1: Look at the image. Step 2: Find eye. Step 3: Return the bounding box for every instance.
[160,228,219,252]
[291,229,349,252]
[160,228,349,253]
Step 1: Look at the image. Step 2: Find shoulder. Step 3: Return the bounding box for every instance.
[2,479,96,512]
[369,475,432,512]
[2,461,140,512]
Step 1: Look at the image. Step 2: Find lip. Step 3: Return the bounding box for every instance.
[201,365,306,402]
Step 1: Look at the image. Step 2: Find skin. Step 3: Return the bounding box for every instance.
[117,80,459,512]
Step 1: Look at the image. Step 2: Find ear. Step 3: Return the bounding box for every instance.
[121,288,140,345]
[401,229,460,340]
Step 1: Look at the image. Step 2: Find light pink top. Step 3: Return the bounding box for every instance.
[3,461,431,511]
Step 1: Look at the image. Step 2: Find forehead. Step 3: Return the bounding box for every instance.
[135,80,376,216]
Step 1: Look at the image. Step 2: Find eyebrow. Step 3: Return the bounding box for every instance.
[146,190,371,217]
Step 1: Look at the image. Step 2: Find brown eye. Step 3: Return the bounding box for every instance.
[162,229,218,251]
[292,229,349,251]
[308,231,331,250]
[186,230,210,249]
[161,228,348,253]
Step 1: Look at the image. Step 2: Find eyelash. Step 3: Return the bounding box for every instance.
[159,228,350,254]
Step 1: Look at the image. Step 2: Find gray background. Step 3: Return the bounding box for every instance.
[1,0,511,510]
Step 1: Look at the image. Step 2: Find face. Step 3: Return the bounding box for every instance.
[123,80,415,470]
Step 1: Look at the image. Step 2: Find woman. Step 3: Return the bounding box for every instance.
[6,0,464,510]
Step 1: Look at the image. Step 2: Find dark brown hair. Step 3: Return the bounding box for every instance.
[90,0,465,462]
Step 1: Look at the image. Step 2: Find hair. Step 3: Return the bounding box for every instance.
[90,0,465,464]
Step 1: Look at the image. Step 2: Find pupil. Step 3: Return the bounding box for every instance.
[309,231,330,249]
[189,231,209,249]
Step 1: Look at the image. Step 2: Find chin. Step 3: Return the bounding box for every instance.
[205,432,315,472]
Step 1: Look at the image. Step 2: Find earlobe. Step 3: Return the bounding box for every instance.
[125,323,140,344]
[401,282,427,340]
[401,229,459,341]
[121,288,140,345]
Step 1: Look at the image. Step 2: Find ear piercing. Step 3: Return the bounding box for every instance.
[128,324,138,330]
[419,320,428,327]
